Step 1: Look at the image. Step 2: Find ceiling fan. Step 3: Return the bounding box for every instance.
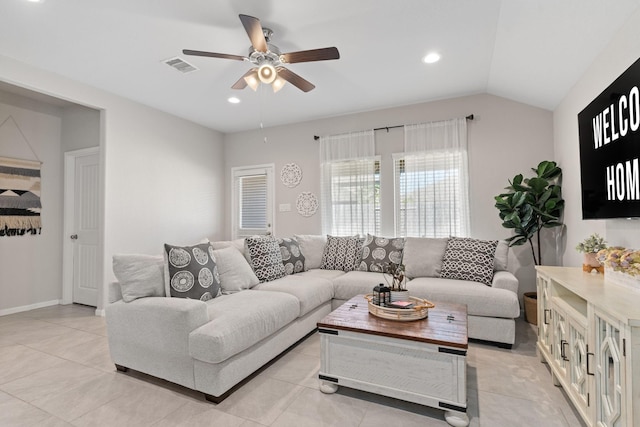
[183,14,340,93]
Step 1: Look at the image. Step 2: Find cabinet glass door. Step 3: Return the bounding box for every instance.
[553,309,568,375]
[595,315,624,427]
[569,318,588,412]
[538,276,552,352]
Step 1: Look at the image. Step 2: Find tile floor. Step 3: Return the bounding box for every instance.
[0,304,586,426]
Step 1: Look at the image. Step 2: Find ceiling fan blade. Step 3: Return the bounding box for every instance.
[182,49,245,61]
[239,14,268,52]
[280,47,340,64]
[232,68,258,90]
[276,67,315,92]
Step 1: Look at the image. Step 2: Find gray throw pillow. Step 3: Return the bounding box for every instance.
[440,237,499,285]
[113,254,165,302]
[278,237,306,274]
[245,236,287,282]
[358,234,405,272]
[320,235,363,272]
[403,237,449,278]
[163,243,221,301]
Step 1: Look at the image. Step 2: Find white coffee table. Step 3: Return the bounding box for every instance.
[317,295,469,427]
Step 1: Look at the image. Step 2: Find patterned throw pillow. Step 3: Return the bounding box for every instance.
[163,243,221,301]
[440,237,499,285]
[245,236,287,282]
[358,234,405,272]
[278,237,306,275]
[320,235,363,271]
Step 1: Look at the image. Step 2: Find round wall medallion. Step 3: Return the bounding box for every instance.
[280,163,303,188]
[296,192,319,217]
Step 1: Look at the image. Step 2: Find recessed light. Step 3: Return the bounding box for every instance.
[25,0,45,3]
[422,53,441,64]
[227,97,241,104]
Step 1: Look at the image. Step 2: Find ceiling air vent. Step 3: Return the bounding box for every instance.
[163,57,198,74]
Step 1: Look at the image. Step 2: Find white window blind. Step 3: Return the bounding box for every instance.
[320,130,379,236]
[395,118,470,237]
[239,174,267,229]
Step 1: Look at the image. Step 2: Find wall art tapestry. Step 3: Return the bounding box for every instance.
[0,156,42,236]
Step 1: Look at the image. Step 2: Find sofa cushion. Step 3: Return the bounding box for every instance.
[189,290,300,364]
[113,254,165,302]
[494,240,509,271]
[278,237,306,274]
[252,274,334,316]
[440,237,498,285]
[163,243,221,301]
[294,234,327,270]
[298,269,346,281]
[212,246,259,294]
[358,234,405,272]
[407,277,520,318]
[245,236,287,283]
[332,271,392,301]
[320,235,362,272]
[402,237,449,278]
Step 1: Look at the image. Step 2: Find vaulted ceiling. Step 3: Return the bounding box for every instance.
[2,0,640,133]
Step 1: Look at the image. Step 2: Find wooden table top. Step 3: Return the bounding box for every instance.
[317,295,468,349]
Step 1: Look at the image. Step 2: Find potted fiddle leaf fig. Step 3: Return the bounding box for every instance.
[494,160,565,265]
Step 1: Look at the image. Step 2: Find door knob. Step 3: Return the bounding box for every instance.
[70,234,78,240]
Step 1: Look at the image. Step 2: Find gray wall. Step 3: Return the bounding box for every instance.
[1,54,227,313]
[554,7,640,266]
[224,93,555,300]
[0,91,64,313]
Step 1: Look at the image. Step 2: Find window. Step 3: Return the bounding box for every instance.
[320,130,378,236]
[231,165,274,239]
[394,118,470,237]
[321,158,380,235]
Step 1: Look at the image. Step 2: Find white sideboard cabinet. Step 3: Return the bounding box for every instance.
[536,266,640,427]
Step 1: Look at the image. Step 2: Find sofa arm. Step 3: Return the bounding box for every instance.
[105,297,209,383]
[491,271,519,294]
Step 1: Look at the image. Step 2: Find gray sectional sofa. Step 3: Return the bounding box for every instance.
[105,234,519,402]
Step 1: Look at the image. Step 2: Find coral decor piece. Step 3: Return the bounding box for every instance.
[296,191,318,217]
[280,163,302,188]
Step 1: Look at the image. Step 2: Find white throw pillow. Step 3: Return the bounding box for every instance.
[213,246,259,293]
[402,237,449,279]
[293,234,327,270]
[113,254,165,302]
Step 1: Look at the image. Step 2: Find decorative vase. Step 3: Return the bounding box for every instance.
[390,290,410,302]
[583,252,604,274]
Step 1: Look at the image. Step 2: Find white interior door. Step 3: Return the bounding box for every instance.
[232,165,274,239]
[64,149,100,307]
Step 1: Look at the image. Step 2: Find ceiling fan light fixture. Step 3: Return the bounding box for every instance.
[258,63,277,84]
[272,76,286,93]
[244,71,260,91]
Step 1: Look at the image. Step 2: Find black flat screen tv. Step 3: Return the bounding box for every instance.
[578,57,640,219]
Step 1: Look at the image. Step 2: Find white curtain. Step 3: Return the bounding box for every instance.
[395,117,470,237]
[320,130,378,236]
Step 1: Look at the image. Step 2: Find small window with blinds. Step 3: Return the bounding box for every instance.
[321,157,380,236]
[394,152,469,237]
[232,165,274,239]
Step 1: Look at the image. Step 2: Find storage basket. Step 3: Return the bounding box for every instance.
[524,292,537,325]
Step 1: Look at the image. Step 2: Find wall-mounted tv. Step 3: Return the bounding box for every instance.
[578,57,640,219]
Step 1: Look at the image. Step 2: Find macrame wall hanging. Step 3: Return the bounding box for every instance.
[0,116,42,236]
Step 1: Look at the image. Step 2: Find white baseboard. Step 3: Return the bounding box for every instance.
[94,308,105,317]
[0,299,61,317]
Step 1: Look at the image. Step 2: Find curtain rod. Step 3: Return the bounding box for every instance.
[313,114,474,141]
